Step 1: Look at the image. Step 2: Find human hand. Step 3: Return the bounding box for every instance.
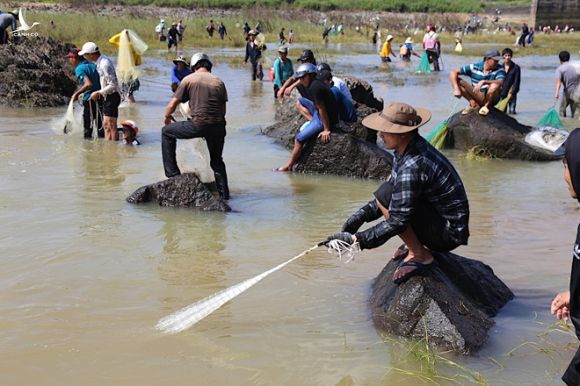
[474,81,485,93]
[89,92,101,101]
[551,291,571,320]
[277,89,285,99]
[71,93,79,102]
[452,87,461,98]
[323,232,354,246]
[163,115,174,125]
[284,87,293,96]
[318,130,331,143]
[554,93,559,100]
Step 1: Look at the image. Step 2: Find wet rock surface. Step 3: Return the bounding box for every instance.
[370,251,514,355]
[446,109,560,161]
[0,37,77,107]
[127,173,231,212]
[264,77,391,178]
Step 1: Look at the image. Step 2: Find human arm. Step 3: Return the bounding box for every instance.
[512,65,521,95]
[450,68,462,97]
[354,165,421,250]
[273,59,283,88]
[551,291,570,320]
[170,67,180,85]
[163,97,180,125]
[316,100,331,143]
[341,200,383,233]
[555,78,562,100]
[72,75,93,102]
[244,43,250,63]
[277,77,298,99]
[412,50,422,58]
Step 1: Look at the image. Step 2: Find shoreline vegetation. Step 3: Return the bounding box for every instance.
[2,1,575,57]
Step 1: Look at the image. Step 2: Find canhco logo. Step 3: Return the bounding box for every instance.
[12,8,41,37]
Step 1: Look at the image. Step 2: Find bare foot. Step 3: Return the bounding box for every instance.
[274,166,291,172]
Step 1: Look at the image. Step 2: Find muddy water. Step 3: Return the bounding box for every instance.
[1,46,579,385]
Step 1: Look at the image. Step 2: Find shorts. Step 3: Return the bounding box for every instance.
[377,180,460,252]
[295,97,323,144]
[103,92,121,118]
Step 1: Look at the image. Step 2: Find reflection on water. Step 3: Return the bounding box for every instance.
[0,46,579,385]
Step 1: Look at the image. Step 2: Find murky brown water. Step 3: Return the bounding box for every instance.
[1,45,579,385]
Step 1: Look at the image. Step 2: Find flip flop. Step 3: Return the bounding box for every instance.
[393,260,433,285]
[393,244,409,261]
[461,106,477,115]
[478,106,489,116]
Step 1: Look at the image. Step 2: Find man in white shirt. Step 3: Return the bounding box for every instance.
[79,42,121,141]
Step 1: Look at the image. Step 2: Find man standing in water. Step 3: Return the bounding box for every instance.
[244,30,264,81]
[67,48,104,139]
[80,42,121,141]
[550,128,580,385]
[500,48,521,115]
[324,103,470,284]
[161,53,230,200]
[554,51,579,118]
[449,49,505,116]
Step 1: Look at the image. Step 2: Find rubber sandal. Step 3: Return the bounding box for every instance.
[393,260,434,285]
[393,244,409,261]
[478,106,489,116]
[461,106,477,115]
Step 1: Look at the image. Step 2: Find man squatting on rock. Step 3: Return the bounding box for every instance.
[161,53,230,200]
[324,102,470,284]
[550,128,580,386]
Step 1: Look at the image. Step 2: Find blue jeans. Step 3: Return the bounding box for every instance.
[295,97,323,144]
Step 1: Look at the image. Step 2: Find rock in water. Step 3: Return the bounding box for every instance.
[263,77,391,178]
[0,37,77,107]
[446,109,561,161]
[127,173,231,212]
[370,251,514,355]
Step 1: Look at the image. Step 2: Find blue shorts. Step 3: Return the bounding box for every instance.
[295,97,323,144]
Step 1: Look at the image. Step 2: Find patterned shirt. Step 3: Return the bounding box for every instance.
[95,55,119,95]
[356,135,470,249]
[460,61,506,92]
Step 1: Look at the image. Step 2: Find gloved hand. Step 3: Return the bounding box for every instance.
[323,232,354,246]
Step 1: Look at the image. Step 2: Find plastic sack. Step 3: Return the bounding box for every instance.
[416,52,431,74]
[455,42,463,53]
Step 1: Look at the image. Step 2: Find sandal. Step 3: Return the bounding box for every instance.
[393,244,409,261]
[478,106,490,116]
[393,260,434,285]
[461,106,477,115]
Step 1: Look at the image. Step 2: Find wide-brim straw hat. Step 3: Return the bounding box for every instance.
[362,102,431,134]
[405,37,413,44]
[173,55,188,66]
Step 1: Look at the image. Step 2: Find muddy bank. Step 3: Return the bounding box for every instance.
[0,36,76,107]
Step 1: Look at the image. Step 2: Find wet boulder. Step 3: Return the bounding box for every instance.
[446,109,560,161]
[370,251,514,355]
[0,37,77,107]
[127,173,231,212]
[264,77,391,178]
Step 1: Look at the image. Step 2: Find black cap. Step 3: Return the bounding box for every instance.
[317,69,333,82]
[373,181,393,208]
[298,49,315,62]
[316,62,331,72]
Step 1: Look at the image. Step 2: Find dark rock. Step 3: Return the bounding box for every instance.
[0,37,77,107]
[446,109,560,161]
[127,173,231,212]
[263,77,391,178]
[294,132,392,178]
[370,251,514,355]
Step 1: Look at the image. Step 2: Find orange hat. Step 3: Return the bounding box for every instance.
[120,120,139,134]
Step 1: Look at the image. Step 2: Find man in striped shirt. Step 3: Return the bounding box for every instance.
[449,49,506,116]
[324,103,470,285]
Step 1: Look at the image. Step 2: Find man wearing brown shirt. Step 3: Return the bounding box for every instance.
[162,52,230,200]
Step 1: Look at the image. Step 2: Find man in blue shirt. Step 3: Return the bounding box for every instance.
[317,69,357,123]
[67,49,103,138]
[273,46,293,99]
[171,55,191,92]
[449,49,506,116]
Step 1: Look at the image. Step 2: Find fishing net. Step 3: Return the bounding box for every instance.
[110,29,148,103]
[495,96,509,112]
[425,121,449,149]
[325,240,361,263]
[416,53,431,74]
[52,99,82,135]
[538,108,564,128]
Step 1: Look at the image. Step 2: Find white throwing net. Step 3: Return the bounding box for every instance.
[325,240,361,263]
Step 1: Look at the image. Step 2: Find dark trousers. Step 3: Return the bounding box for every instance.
[251,61,263,81]
[0,27,7,44]
[273,84,280,99]
[83,99,104,138]
[161,119,227,174]
[563,346,580,385]
[508,94,517,114]
[426,50,440,71]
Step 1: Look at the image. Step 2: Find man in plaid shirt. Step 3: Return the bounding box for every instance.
[325,102,469,284]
